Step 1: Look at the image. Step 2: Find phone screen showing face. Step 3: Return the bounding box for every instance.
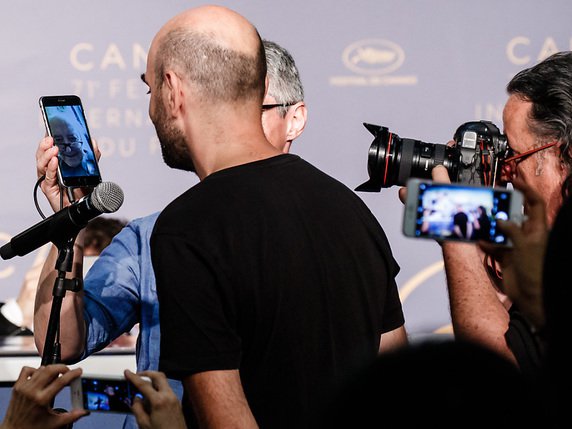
[40,95,101,188]
[78,376,142,413]
[403,179,523,245]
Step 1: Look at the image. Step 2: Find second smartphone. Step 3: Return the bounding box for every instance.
[39,95,101,188]
[403,178,524,246]
[70,374,144,414]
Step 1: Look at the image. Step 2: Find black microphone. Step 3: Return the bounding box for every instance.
[0,182,124,260]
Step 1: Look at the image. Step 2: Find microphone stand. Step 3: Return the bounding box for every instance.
[41,234,83,366]
[41,233,82,429]
[41,185,83,365]
[38,185,91,429]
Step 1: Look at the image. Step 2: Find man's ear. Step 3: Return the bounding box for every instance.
[286,101,308,142]
[264,75,270,99]
[163,70,185,117]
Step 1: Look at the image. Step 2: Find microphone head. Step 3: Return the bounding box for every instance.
[90,182,124,213]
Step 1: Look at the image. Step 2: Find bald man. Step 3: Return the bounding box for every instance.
[35,38,307,429]
[146,5,406,428]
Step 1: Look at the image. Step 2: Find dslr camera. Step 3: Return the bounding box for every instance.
[355,120,509,191]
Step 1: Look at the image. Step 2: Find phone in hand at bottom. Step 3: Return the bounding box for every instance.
[402,178,524,246]
[70,375,145,414]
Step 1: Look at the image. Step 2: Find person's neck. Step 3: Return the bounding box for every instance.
[205,141,283,178]
[188,105,282,180]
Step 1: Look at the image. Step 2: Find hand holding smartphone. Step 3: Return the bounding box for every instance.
[70,374,148,414]
[403,178,524,246]
[39,95,102,188]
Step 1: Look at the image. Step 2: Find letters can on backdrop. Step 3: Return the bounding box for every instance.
[2,0,572,336]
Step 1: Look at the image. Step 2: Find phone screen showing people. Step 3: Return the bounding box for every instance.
[79,376,142,413]
[403,179,523,245]
[40,95,102,188]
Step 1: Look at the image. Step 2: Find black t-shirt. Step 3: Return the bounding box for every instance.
[453,211,469,238]
[151,154,404,429]
[543,194,571,418]
[505,305,543,379]
[472,213,491,240]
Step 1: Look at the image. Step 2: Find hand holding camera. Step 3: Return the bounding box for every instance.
[356,120,523,246]
[356,120,510,191]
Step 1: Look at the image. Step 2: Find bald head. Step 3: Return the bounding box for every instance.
[160,6,261,54]
[149,5,266,104]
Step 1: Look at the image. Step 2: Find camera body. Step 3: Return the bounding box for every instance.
[355,120,509,191]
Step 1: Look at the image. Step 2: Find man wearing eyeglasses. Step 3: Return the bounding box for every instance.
[33,38,309,429]
[424,51,572,378]
[49,115,98,177]
[261,40,307,154]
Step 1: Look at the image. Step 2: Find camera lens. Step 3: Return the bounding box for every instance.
[355,123,460,191]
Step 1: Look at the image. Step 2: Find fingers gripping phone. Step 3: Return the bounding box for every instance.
[39,95,102,188]
[70,375,146,414]
[403,178,524,246]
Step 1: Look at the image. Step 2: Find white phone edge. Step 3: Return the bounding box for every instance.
[69,376,84,410]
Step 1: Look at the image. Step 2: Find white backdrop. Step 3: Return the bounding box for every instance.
[2,0,572,337]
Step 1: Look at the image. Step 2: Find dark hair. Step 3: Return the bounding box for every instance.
[507,51,572,197]
[84,217,127,254]
[155,28,267,104]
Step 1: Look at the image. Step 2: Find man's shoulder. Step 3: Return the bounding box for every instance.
[106,211,161,246]
[121,212,160,232]
[128,212,161,229]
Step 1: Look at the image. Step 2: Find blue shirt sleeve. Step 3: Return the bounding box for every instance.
[80,212,159,358]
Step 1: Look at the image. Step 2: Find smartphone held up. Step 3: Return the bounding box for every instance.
[402,178,524,246]
[39,95,102,188]
[70,374,147,414]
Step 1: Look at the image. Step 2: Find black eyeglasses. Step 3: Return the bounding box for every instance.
[261,102,296,111]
